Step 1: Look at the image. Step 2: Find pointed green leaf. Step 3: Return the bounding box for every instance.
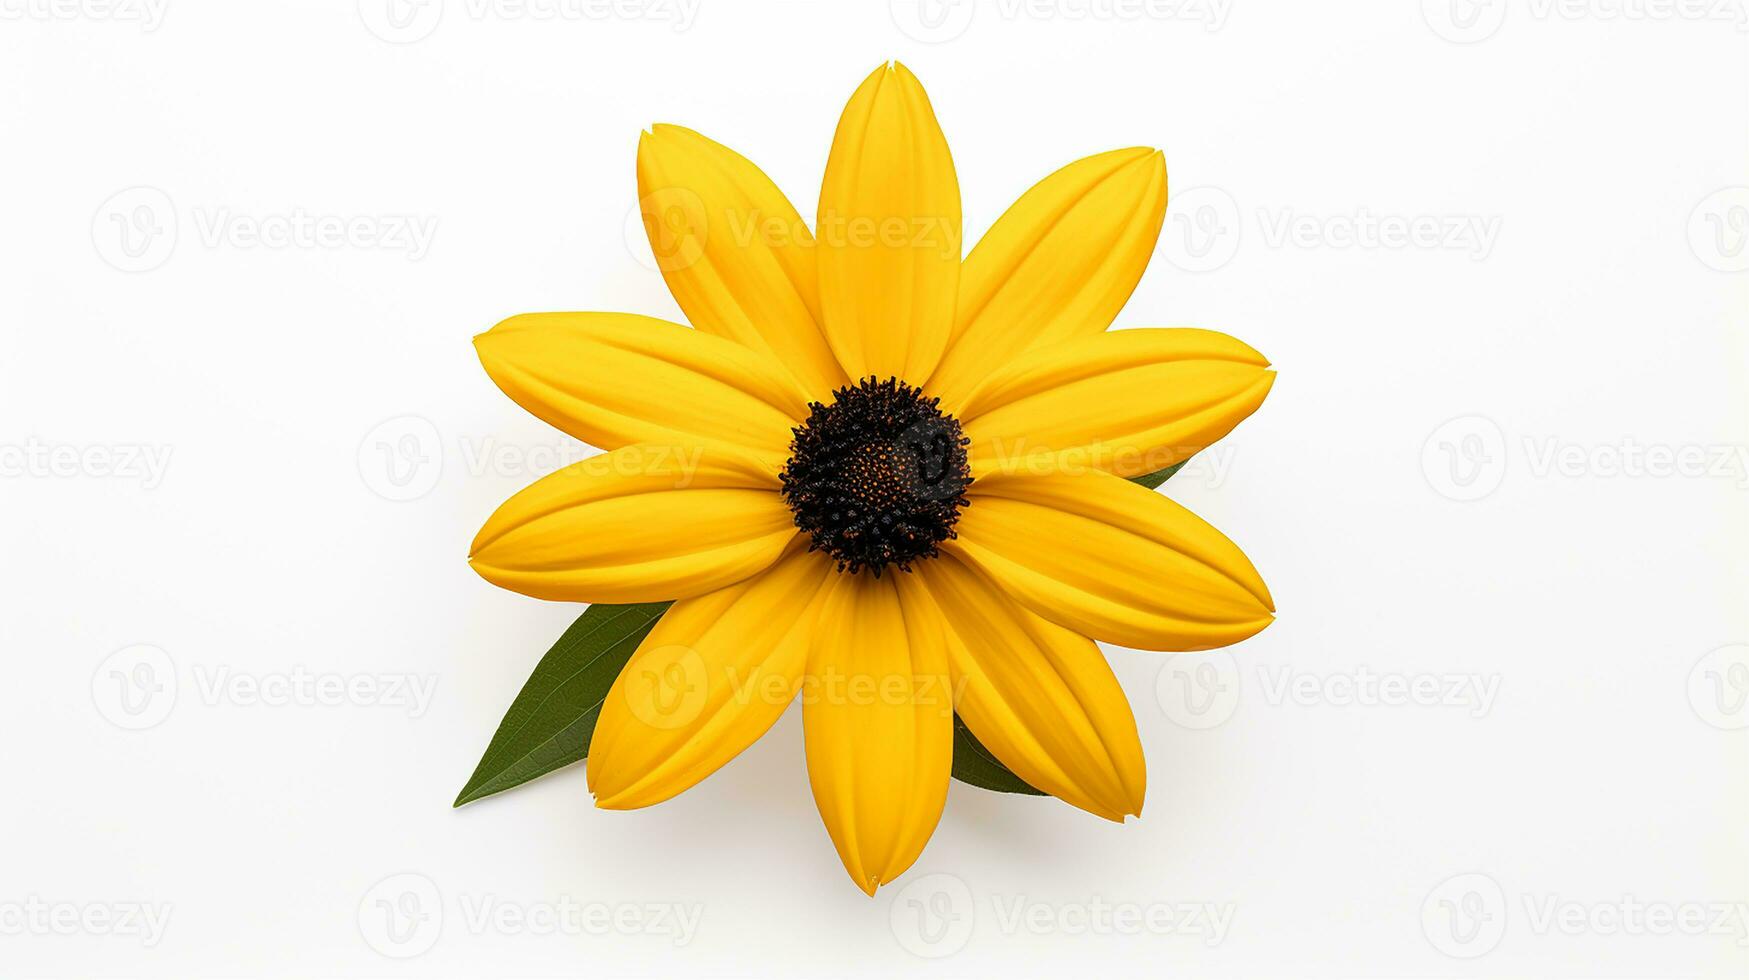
[950,714,1046,796]
[1127,455,1192,490]
[454,601,669,807]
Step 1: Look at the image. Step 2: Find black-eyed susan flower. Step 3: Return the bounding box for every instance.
[468,62,1275,894]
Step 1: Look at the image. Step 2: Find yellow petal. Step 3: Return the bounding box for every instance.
[636,125,845,398]
[927,147,1167,411]
[475,312,810,465]
[816,62,962,384]
[959,328,1275,479]
[803,569,953,894]
[469,444,796,603]
[947,469,1273,651]
[587,548,834,809]
[919,554,1145,820]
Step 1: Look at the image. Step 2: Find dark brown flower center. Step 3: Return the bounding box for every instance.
[779,377,971,575]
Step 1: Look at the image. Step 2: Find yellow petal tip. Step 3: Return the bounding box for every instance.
[644,122,692,142]
[589,777,637,811]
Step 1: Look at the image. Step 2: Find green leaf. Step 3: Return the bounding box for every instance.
[1127,455,1193,490]
[454,601,670,807]
[461,602,1047,804]
[950,714,1046,796]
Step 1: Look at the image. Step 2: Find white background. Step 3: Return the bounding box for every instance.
[2,0,1746,976]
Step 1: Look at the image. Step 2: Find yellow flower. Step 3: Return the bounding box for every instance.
[469,62,1275,894]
